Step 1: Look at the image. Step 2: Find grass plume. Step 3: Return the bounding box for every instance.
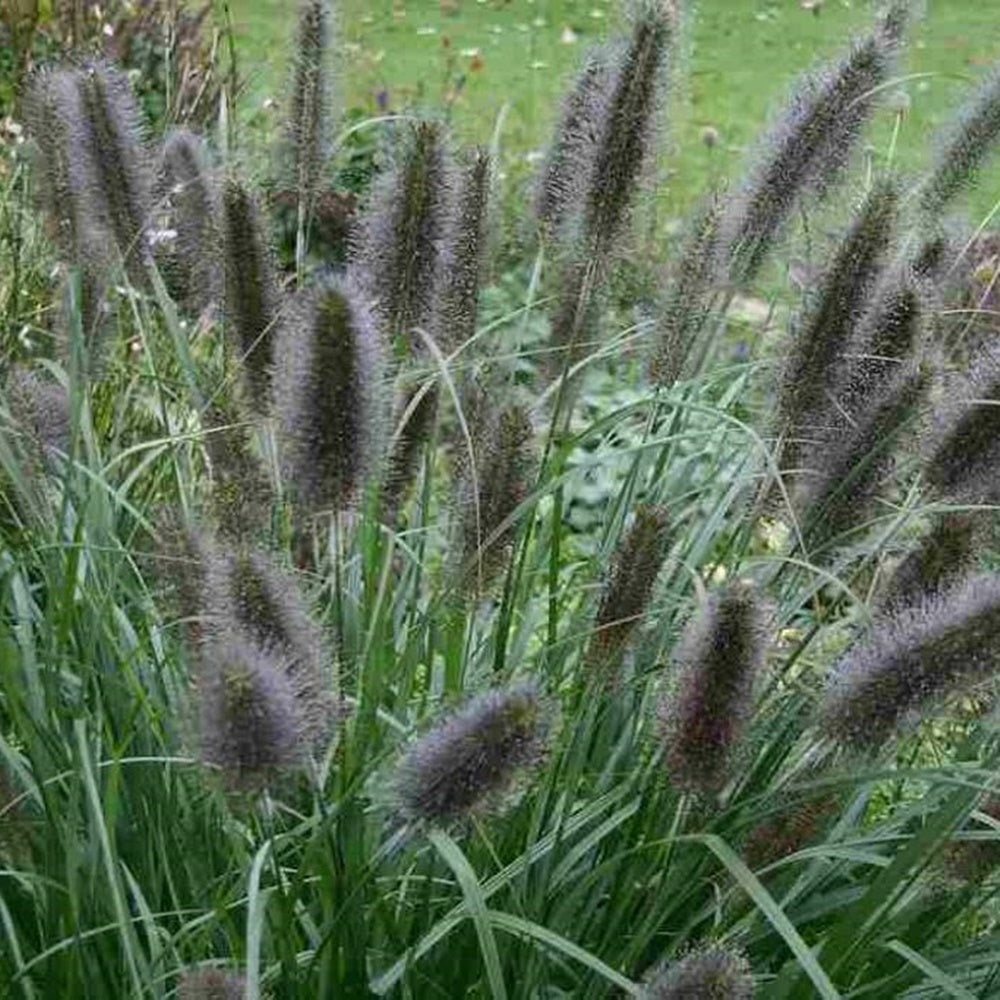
[380,377,439,525]
[919,63,1000,216]
[924,348,1000,505]
[395,686,546,824]
[661,581,767,795]
[221,177,280,412]
[585,504,672,680]
[273,276,384,518]
[878,512,981,612]
[75,63,153,279]
[283,0,334,215]
[639,944,755,999]
[453,395,535,594]
[648,195,722,387]
[774,179,898,482]
[352,121,451,351]
[724,10,904,283]
[820,573,1000,752]
[434,148,490,356]
[157,129,220,317]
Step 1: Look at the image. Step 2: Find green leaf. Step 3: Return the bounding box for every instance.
[428,828,508,1000]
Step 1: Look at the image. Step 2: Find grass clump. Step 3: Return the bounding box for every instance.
[7,1,1000,996]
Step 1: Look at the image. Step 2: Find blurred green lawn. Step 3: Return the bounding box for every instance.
[229,0,1000,222]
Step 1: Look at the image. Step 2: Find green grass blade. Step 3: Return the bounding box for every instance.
[885,940,979,1000]
[487,909,639,995]
[427,828,508,1000]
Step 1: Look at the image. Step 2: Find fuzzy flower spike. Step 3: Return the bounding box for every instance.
[661,581,768,795]
[724,4,906,284]
[395,686,546,825]
[919,62,1000,216]
[284,0,334,214]
[273,275,384,519]
[351,120,452,351]
[453,393,535,595]
[221,177,280,413]
[924,347,1000,506]
[176,967,247,1000]
[820,573,1000,752]
[640,944,755,1000]
[774,178,898,486]
[586,504,673,679]
[75,63,153,280]
[548,0,674,366]
[157,129,220,317]
[197,635,308,787]
[434,147,491,356]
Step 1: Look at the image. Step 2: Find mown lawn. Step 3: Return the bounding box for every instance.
[229,0,1000,221]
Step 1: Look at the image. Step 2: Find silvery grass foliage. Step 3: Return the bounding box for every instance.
[9,0,1000,996]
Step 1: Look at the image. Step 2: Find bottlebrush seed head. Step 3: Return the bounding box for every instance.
[841,265,926,411]
[157,129,220,316]
[75,63,153,278]
[640,944,755,1000]
[196,635,305,786]
[23,69,99,268]
[776,179,898,478]
[586,504,672,678]
[176,967,247,1000]
[434,147,490,355]
[648,195,722,387]
[939,795,1000,885]
[819,573,1000,752]
[351,120,452,350]
[273,276,384,518]
[924,348,1000,505]
[4,367,70,464]
[395,685,546,824]
[221,177,280,413]
[724,12,903,283]
[204,545,328,693]
[919,63,1000,216]
[284,0,334,210]
[582,0,673,254]
[878,512,980,612]
[661,581,768,794]
[454,397,535,594]
[379,377,439,525]
[201,395,272,543]
[795,363,928,552]
[534,44,616,237]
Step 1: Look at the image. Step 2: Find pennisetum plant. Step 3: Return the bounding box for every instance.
[771,178,899,496]
[282,0,335,274]
[17,0,1000,996]
[394,685,547,825]
[351,120,452,353]
[819,573,1000,753]
[660,581,768,795]
[433,147,491,358]
[545,0,675,375]
[272,275,384,521]
[723,2,907,284]
[221,176,281,413]
[585,504,672,681]
[452,386,536,595]
[157,129,220,318]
